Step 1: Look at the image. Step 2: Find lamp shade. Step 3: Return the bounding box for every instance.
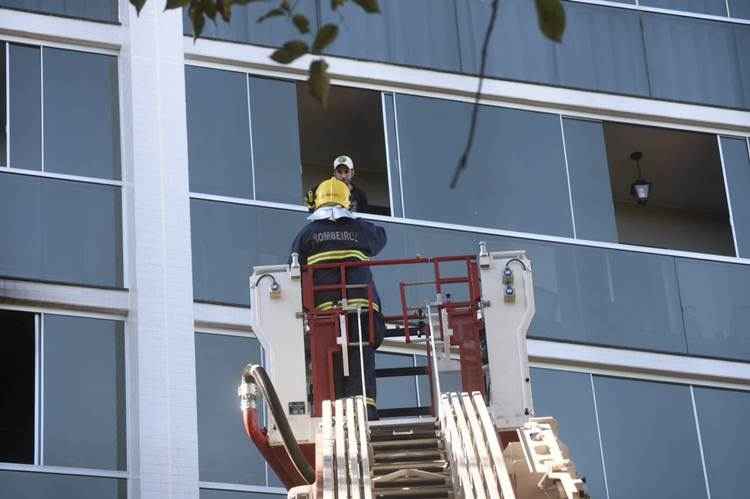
[630,179,652,205]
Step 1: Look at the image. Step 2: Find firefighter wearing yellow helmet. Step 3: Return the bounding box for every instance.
[290,177,387,419]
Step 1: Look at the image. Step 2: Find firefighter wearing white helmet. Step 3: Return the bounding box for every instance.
[332,155,368,213]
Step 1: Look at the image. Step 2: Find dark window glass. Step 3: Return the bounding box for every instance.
[196,333,266,485]
[730,0,750,19]
[0,310,35,464]
[720,136,750,258]
[375,353,418,413]
[190,200,307,305]
[9,43,41,171]
[183,0,317,47]
[321,0,461,72]
[642,13,745,109]
[693,386,750,499]
[0,174,123,287]
[563,118,617,242]
[0,471,125,499]
[0,42,6,166]
[201,490,282,499]
[395,94,573,237]
[531,369,606,499]
[43,315,125,470]
[251,76,302,205]
[43,48,120,179]
[593,376,706,499]
[186,66,251,198]
[382,93,403,218]
[0,0,117,22]
[676,258,750,361]
[640,0,727,16]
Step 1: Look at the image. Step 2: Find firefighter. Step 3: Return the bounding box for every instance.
[290,177,386,419]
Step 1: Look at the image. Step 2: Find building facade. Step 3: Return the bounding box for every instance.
[0,1,749,498]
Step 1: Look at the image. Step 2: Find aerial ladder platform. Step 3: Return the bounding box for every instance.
[238,244,589,499]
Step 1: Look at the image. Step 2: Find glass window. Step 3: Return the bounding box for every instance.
[530,369,606,499]
[676,258,750,361]
[693,386,750,499]
[375,352,418,414]
[190,201,307,305]
[0,0,117,22]
[251,76,302,206]
[9,43,41,171]
[395,94,573,236]
[640,0,727,16]
[43,315,126,470]
[0,42,5,166]
[382,93,403,217]
[298,84,390,215]
[593,376,707,499]
[320,0,461,72]
[730,0,750,19]
[0,310,35,464]
[642,13,745,109]
[562,118,617,242]
[201,490,283,499]
[43,48,120,180]
[186,66,252,199]
[196,332,266,485]
[603,123,734,256]
[183,0,317,48]
[0,174,123,287]
[720,136,750,258]
[0,471,125,499]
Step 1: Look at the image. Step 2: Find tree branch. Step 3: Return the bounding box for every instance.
[449,0,500,190]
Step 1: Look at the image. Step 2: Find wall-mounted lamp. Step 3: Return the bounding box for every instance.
[629,151,652,205]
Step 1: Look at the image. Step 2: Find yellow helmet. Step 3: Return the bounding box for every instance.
[315,178,350,209]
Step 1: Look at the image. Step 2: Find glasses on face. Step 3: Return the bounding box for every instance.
[335,166,351,175]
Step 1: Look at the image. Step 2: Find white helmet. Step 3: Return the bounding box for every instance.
[333,155,354,171]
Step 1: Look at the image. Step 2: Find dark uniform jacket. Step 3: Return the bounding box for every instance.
[290,216,386,312]
[349,183,368,213]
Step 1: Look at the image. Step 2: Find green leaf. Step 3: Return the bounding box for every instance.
[331,0,346,9]
[130,0,147,14]
[293,14,310,34]
[190,5,206,39]
[535,0,566,42]
[164,0,189,9]
[312,23,339,53]
[270,40,309,64]
[257,7,285,22]
[202,0,217,20]
[217,0,232,22]
[352,0,379,13]
[308,59,330,108]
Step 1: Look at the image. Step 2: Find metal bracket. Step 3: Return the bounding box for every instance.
[336,314,349,377]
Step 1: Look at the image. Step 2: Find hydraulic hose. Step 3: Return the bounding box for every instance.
[241,364,316,485]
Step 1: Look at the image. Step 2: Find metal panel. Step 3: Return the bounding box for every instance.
[562,118,618,242]
[186,66,252,199]
[730,0,750,18]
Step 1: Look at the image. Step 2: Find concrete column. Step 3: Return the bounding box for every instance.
[119,1,199,498]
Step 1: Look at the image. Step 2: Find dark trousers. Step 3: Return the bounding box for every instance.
[333,311,386,419]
